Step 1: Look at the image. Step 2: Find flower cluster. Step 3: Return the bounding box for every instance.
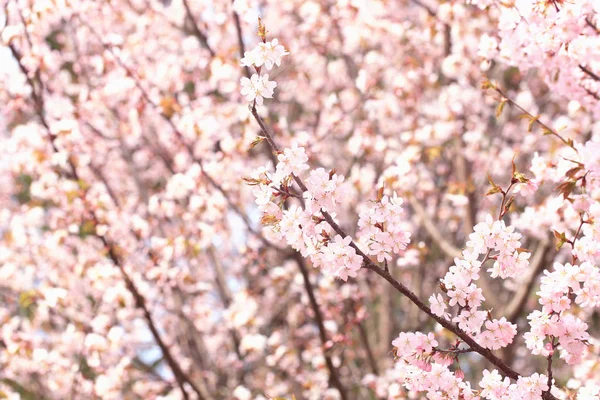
[305,168,349,213]
[391,331,438,370]
[432,214,526,345]
[479,0,600,117]
[239,38,289,106]
[470,214,530,279]
[357,193,412,262]
[480,369,549,400]
[249,143,412,281]
[240,74,277,106]
[390,333,477,398]
[477,317,518,351]
[524,261,598,365]
[248,144,360,280]
[397,362,477,399]
[240,38,289,70]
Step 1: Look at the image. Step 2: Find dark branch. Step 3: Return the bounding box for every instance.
[181,0,216,57]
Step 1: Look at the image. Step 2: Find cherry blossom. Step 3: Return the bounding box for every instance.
[2,1,600,399]
[240,73,277,105]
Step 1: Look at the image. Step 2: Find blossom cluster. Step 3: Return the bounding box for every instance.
[387,213,534,397]
[241,38,289,70]
[357,193,411,263]
[391,361,477,399]
[474,0,600,117]
[389,331,545,399]
[389,331,478,397]
[480,369,549,400]
[430,214,526,344]
[249,145,360,280]
[391,331,438,370]
[239,38,288,105]
[470,214,530,279]
[240,74,277,106]
[524,261,598,365]
[249,143,412,281]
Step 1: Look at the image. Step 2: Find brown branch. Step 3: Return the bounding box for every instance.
[172,289,218,399]
[231,0,251,79]
[570,215,587,264]
[293,253,348,399]
[409,0,452,56]
[583,86,600,101]
[181,0,215,57]
[580,64,600,82]
[545,338,556,397]
[452,136,476,235]
[105,245,204,400]
[490,85,574,149]
[585,17,600,34]
[410,0,436,17]
[357,320,379,375]
[10,40,203,400]
[249,105,559,400]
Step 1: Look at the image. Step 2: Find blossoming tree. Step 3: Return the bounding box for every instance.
[0,0,599,399]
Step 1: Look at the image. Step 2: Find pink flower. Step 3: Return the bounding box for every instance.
[276,143,309,177]
[513,179,539,197]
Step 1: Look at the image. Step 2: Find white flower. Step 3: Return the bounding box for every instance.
[240,39,289,70]
[513,179,539,197]
[240,334,267,355]
[240,73,277,105]
[240,50,260,68]
[259,39,289,69]
[232,386,252,400]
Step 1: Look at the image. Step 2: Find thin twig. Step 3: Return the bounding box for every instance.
[491,85,574,149]
[231,0,251,79]
[293,253,349,400]
[580,65,600,82]
[181,0,215,57]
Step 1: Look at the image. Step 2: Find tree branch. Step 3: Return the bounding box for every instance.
[181,0,215,57]
[357,320,379,375]
[580,64,600,82]
[10,39,203,400]
[293,254,349,399]
[231,0,251,79]
[249,105,559,400]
